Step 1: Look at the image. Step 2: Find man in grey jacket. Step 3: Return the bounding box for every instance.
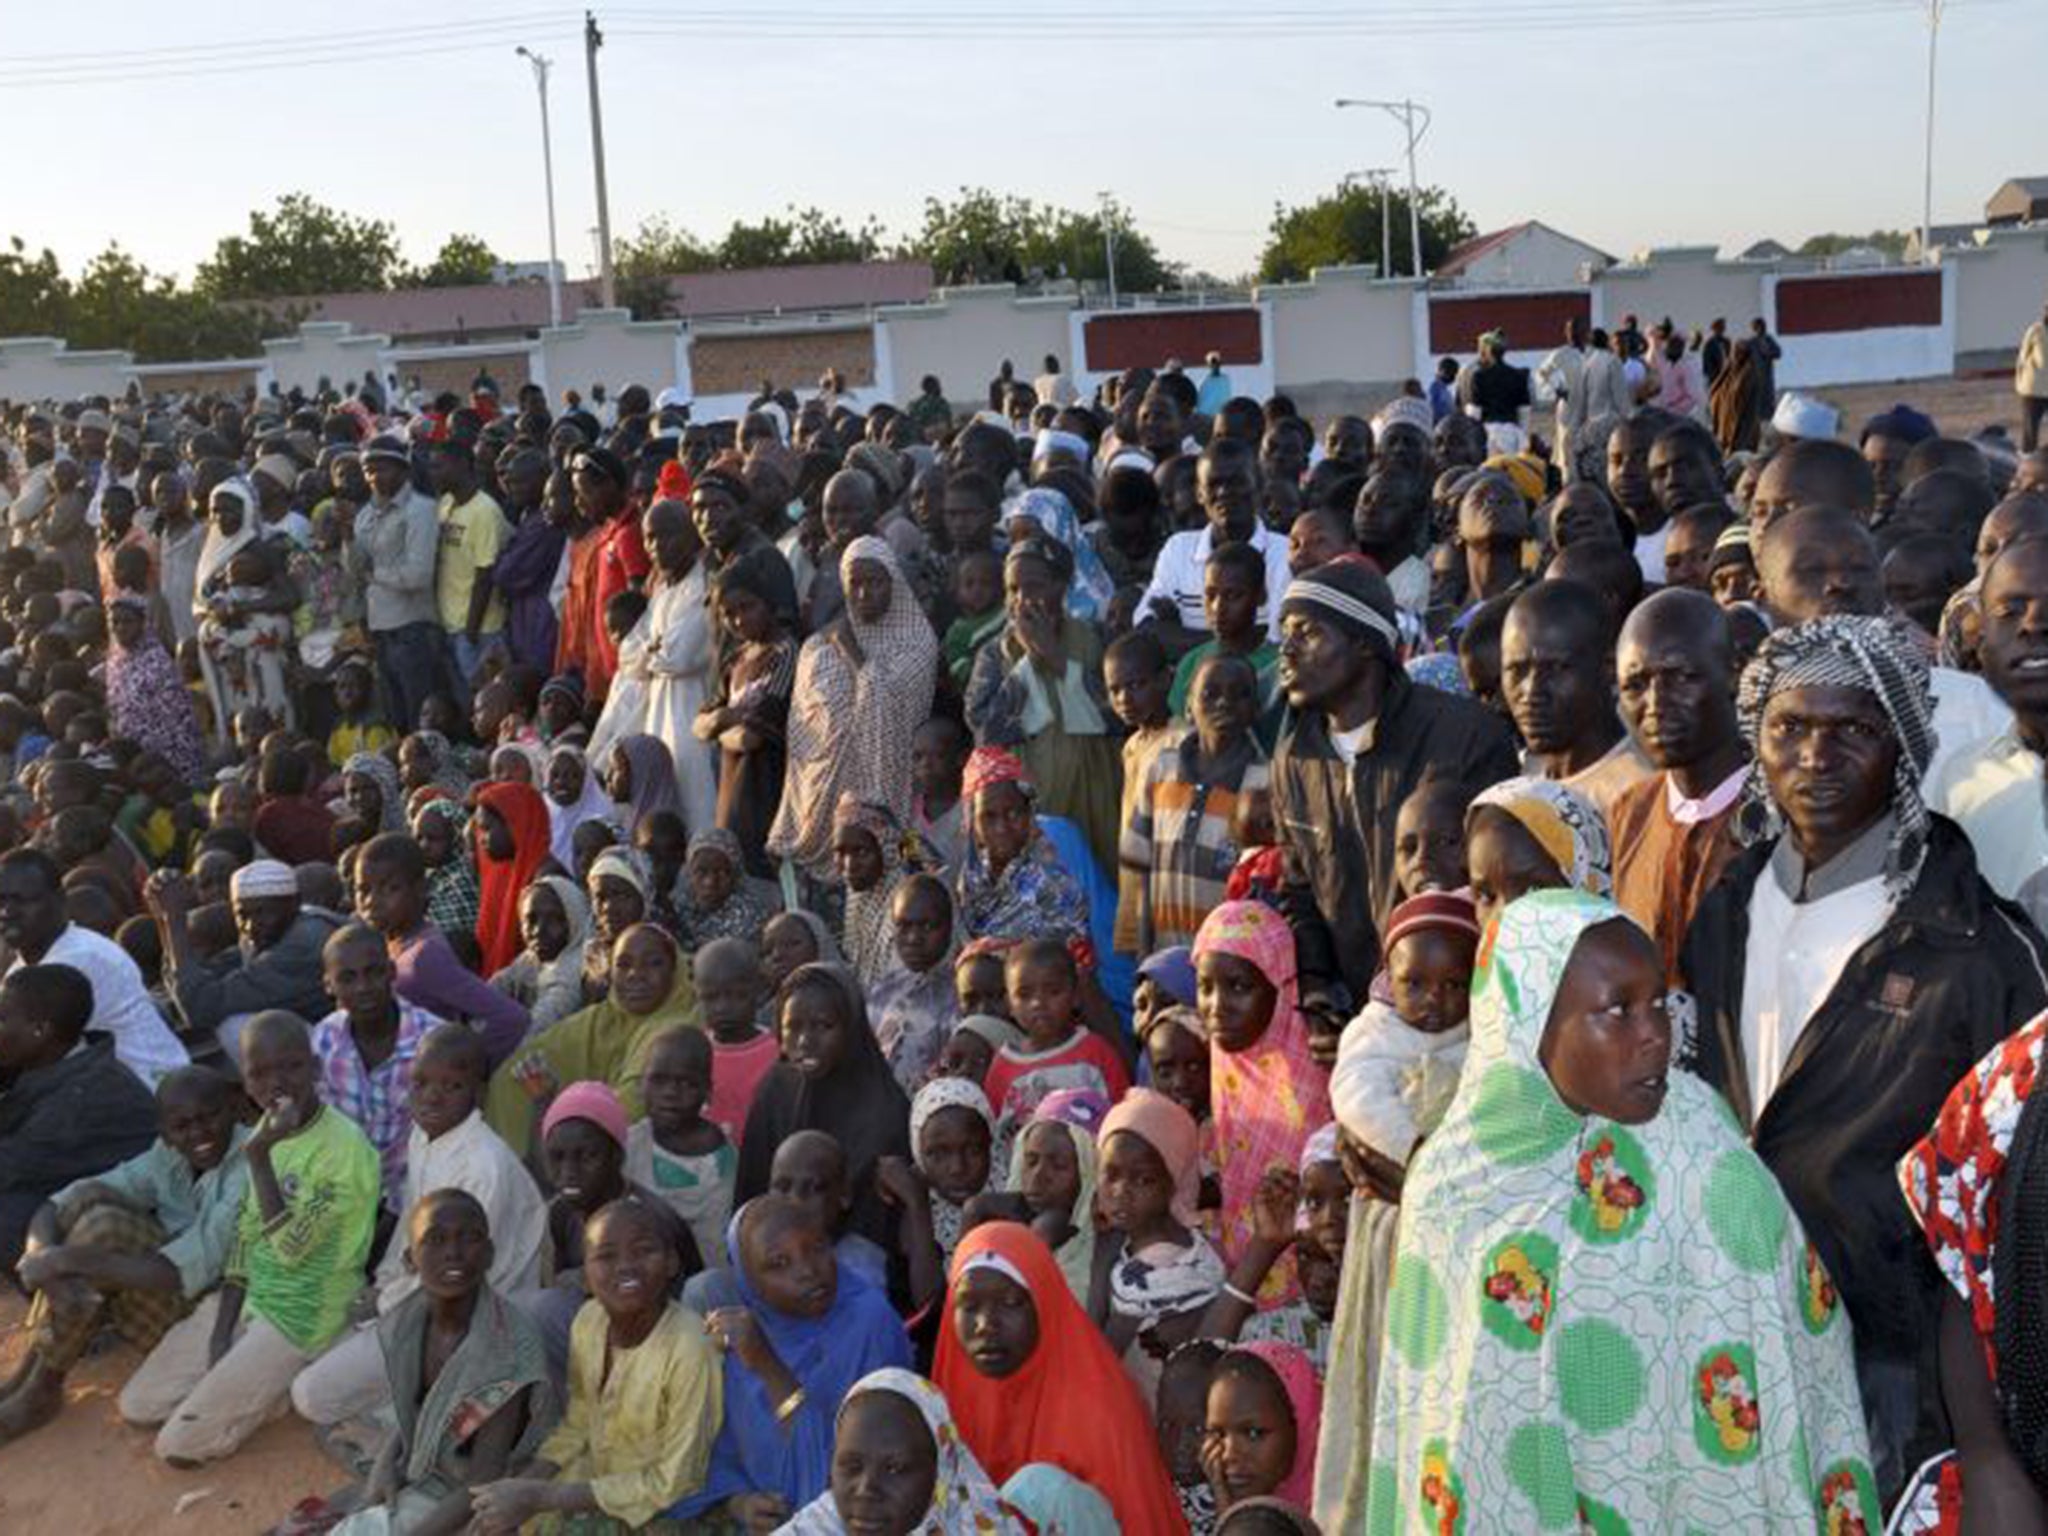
[351,434,445,730]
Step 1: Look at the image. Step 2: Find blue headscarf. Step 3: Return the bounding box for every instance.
[670,1198,914,1518]
[1009,487,1115,622]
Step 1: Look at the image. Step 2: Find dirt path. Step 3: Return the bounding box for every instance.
[0,1290,338,1535]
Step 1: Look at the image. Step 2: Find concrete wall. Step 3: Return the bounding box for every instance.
[875,286,1077,412]
[1261,266,1419,399]
[263,321,390,398]
[534,308,685,401]
[0,337,135,403]
[1597,249,1770,338]
[1944,225,2048,364]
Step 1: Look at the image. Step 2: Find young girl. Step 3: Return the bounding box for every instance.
[680,828,775,948]
[1191,901,1332,1308]
[1201,1343,1323,1518]
[326,659,393,771]
[542,743,613,872]
[681,1195,914,1529]
[1010,1095,1105,1313]
[869,875,960,1091]
[697,558,797,878]
[1098,1089,1224,1399]
[473,781,552,978]
[952,940,1013,1024]
[831,795,925,988]
[1138,1003,1215,1220]
[330,1190,557,1534]
[1158,1340,1227,1536]
[982,938,1130,1169]
[879,1078,997,1314]
[487,876,591,1036]
[760,910,843,998]
[933,1013,1024,1088]
[408,797,481,945]
[626,1026,735,1273]
[468,1200,719,1534]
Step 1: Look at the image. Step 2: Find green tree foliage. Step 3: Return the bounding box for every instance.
[1795,230,1910,259]
[901,188,1174,291]
[0,239,268,363]
[194,193,405,299]
[412,233,502,288]
[1256,180,1477,283]
[717,206,885,270]
[612,214,717,319]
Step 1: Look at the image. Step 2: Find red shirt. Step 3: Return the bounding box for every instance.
[709,1030,781,1143]
[586,514,650,701]
[984,1028,1131,1140]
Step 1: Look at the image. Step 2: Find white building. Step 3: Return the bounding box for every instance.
[1434,221,1614,288]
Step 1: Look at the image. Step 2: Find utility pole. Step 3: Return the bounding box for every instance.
[1921,0,1944,264]
[1336,97,1433,279]
[584,11,615,308]
[516,46,562,326]
[1098,191,1118,308]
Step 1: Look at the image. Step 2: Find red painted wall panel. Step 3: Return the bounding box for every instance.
[1082,309,1262,371]
[1776,272,1942,335]
[1429,291,1591,355]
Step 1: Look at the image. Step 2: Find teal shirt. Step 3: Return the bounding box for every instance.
[55,1126,253,1299]
[229,1107,380,1352]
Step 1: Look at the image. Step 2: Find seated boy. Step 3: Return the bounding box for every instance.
[291,1024,548,1429]
[0,963,159,1277]
[0,1064,244,1445]
[119,1010,380,1466]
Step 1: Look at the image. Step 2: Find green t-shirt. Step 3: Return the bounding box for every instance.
[229,1106,380,1352]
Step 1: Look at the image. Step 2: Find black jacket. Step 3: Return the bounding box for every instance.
[0,1037,157,1273]
[1680,818,2048,1456]
[1273,673,1519,1004]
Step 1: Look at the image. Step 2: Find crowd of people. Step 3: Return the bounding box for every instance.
[0,324,2045,1536]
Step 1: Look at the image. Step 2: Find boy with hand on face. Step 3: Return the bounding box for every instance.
[0,1063,243,1446]
[120,1010,380,1466]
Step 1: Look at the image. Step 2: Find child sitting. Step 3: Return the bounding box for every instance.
[942,547,1005,689]
[1157,1340,1227,1536]
[684,1128,888,1316]
[330,1190,558,1534]
[908,715,971,877]
[983,938,1131,1171]
[681,827,775,948]
[869,874,961,1091]
[692,938,779,1143]
[0,963,159,1277]
[409,797,481,941]
[0,1064,244,1444]
[625,1027,736,1272]
[1121,652,1269,953]
[310,922,441,1212]
[325,659,393,771]
[1199,1343,1323,1516]
[488,876,591,1036]
[1098,1090,1223,1401]
[877,1078,998,1312]
[290,1024,549,1430]
[469,1200,720,1534]
[120,1011,380,1466]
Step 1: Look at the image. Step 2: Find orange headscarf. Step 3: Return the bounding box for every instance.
[932,1223,1184,1536]
[473,780,552,974]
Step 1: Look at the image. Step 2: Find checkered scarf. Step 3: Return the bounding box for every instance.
[1735,613,1936,897]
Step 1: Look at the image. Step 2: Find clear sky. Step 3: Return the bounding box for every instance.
[3,0,2039,287]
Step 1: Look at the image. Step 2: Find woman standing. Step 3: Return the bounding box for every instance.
[193,479,298,739]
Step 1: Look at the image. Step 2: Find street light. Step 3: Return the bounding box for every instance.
[1098,191,1118,308]
[1335,98,1432,280]
[1920,0,1945,265]
[515,45,563,326]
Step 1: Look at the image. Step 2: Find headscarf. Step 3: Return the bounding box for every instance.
[781,1369,1029,1535]
[344,750,405,833]
[1733,612,1936,898]
[1008,1111,1101,1309]
[1192,901,1332,1304]
[540,1079,629,1148]
[1483,452,1547,507]
[474,780,552,975]
[544,742,614,870]
[1009,487,1114,622]
[104,605,206,784]
[1100,1088,1202,1227]
[911,1077,997,1258]
[1136,945,1197,1010]
[998,1465,1117,1536]
[768,536,938,872]
[490,740,547,785]
[1226,1342,1324,1510]
[1469,777,1613,898]
[195,478,258,595]
[609,732,684,828]
[1372,396,1433,438]
[832,793,924,987]
[681,1199,916,1519]
[530,872,593,960]
[961,746,1034,805]
[407,729,472,799]
[735,962,913,1248]
[933,1223,1186,1536]
[954,1012,1026,1056]
[1364,890,1877,1533]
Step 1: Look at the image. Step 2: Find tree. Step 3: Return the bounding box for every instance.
[412,233,501,288]
[1796,230,1910,260]
[612,214,717,319]
[194,192,405,299]
[1256,180,1477,284]
[0,237,69,339]
[902,188,1174,291]
[68,245,270,362]
[716,206,885,270]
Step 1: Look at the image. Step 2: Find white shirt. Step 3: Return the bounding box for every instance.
[1138,521,1293,640]
[373,1110,548,1312]
[1738,828,1895,1117]
[1633,524,1670,585]
[1928,726,2048,919]
[8,924,187,1087]
[1926,665,2014,791]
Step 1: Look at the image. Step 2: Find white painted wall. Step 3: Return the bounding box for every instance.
[1447,225,1608,289]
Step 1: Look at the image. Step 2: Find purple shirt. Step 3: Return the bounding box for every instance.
[389,928,530,1069]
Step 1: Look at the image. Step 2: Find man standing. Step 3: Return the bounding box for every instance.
[1701,317,1731,385]
[1679,614,2048,1499]
[1535,318,1590,474]
[1196,351,1233,418]
[2019,300,2048,452]
[1271,561,1518,1013]
[1467,332,1531,427]
[1578,328,1635,430]
[1749,316,1783,415]
[351,434,444,731]
[1500,579,1653,818]
[1139,438,1290,659]
[1033,353,1079,409]
[1607,588,1749,980]
[429,438,511,693]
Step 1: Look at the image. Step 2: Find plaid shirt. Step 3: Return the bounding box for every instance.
[1119,729,1269,953]
[424,858,482,942]
[310,1000,445,1204]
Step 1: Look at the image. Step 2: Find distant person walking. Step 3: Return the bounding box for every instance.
[1195,351,1233,417]
[2019,301,2048,451]
[1749,317,1783,417]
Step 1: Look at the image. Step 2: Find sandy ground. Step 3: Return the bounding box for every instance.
[1811,371,2028,443]
[0,1289,338,1535]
